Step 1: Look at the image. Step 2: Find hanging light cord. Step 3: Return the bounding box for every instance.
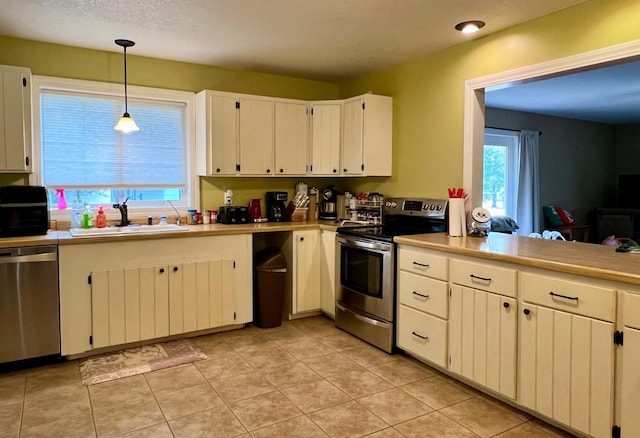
[123,44,129,114]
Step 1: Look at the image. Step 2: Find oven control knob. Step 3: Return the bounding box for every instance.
[436,204,443,210]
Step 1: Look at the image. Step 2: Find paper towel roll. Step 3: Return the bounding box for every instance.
[448,198,465,237]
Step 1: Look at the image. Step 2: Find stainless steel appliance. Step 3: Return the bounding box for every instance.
[335,197,448,353]
[320,184,338,220]
[0,245,60,364]
[266,191,288,222]
[0,185,49,237]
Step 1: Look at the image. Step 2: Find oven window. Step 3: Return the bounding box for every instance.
[340,246,383,298]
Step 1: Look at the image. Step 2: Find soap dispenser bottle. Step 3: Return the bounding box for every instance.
[96,206,107,228]
[82,204,94,229]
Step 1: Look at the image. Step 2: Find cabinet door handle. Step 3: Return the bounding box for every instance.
[523,308,531,315]
[159,268,165,273]
[266,168,271,173]
[470,274,492,282]
[412,261,429,268]
[343,168,347,172]
[216,168,221,173]
[412,291,429,299]
[332,169,337,173]
[279,168,284,173]
[173,266,179,272]
[412,331,429,340]
[503,302,510,309]
[300,237,304,241]
[549,291,579,302]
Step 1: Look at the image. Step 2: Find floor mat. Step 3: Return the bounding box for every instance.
[80,338,207,385]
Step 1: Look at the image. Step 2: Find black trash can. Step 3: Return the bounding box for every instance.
[254,247,287,328]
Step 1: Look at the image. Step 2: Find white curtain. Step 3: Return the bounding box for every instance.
[516,130,540,235]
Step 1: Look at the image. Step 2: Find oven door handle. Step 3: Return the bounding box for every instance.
[336,302,391,328]
[337,236,392,252]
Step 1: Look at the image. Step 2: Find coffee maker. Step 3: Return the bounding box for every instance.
[266,191,288,222]
[319,184,338,220]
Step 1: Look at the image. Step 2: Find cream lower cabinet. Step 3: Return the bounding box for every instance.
[319,230,336,317]
[448,258,517,399]
[619,291,640,437]
[292,230,321,314]
[59,234,252,355]
[519,271,615,438]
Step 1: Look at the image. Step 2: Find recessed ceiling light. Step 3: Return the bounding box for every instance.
[455,20,486,34]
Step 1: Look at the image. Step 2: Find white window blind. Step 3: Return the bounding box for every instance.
[41,90,186,189]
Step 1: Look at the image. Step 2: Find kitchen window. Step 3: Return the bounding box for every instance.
[31,76,197,218]
[483,128,519,218]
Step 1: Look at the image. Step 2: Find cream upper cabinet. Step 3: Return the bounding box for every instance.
[0,65,32,173]
[319,230,336,317]
[239,97,274,175]
[310,103,341,176]
[293,229,321,314]
[341,94,392,176]
[274,101,308,176]
[195,91,239,176]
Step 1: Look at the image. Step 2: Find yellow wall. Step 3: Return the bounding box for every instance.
[337,0,640,199]
[2,0,640,207]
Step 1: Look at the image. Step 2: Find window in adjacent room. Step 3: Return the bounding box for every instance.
[31,76,196,217]
[483,128,519,218]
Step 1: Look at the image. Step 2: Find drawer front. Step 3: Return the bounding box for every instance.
[450,259,516,297]
[623,291,640,329]
[520,272,615,322]
[397,305,447,367]
[398,247,448,281]
[398,271,448,319]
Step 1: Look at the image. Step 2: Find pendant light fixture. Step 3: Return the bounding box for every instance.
[113,39,139,133]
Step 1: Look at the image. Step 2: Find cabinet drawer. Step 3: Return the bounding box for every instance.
[398,271,448,319]
[398,247,448,281]
[450,259,516,298]
[397,305,447,368]
[520,272,615,322]
[623,291,640,329]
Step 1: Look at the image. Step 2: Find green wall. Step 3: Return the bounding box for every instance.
[338,0,640,200]
[2,0,640,209]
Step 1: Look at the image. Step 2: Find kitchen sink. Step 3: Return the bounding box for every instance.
[69,224,190,237]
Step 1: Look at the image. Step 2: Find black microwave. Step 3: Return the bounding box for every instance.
[0,186,50,237]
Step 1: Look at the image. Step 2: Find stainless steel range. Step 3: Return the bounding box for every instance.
[335,197,448,353]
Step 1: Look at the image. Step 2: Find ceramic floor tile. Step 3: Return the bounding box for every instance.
[327,369,394,398]
[155,381,224,420]
[262,327,311,345]
[250,415,329,438]
[394,411,480,438]
[319,332,368,351]
[144,363,207,395]
[224,333,272,353]
[281,379,352,413]
[24,362,84,401]
[195,354,255,381]
[212,371,276,403]
[364,428,407,438]
[20,412,95,438]
[308,400,387,437]
[22,387,90,430]
[494,422,557,437]
[238,344,298,369]
[116,422,173,438]
[358,388,434,425]
[88,375,152,410]
[190,337,237,357]
[168,405,247,438]
[0,374,25,407]
[302,352,364,378]
[475,393,531,422]
[282,338,337,360]
[342,345,400,368]
[260,361,321,389]
[228,391,302,431]
[0,403,22,438]
[439,397,526,438]
[528,419,578,438]
[400,376,474,410]
[368,357,435,386]
[92,395,164,437]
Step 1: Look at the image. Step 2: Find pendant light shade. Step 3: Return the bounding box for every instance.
[114,39,139,133]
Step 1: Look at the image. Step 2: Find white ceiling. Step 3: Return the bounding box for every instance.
[0,0,586,81]
[486,60,640,125]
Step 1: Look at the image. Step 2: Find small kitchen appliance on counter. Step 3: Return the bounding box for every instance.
[266,191,288,222]
[218,205,250,224]
[0,185,49,237]
[335,197,448,353]
[319,184,338,220]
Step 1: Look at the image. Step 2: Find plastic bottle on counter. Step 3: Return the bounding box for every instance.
[71,197,83,229]
[95,206,107,228]
[82,204,94,229]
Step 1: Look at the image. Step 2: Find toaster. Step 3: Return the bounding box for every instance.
[217,205,250,224]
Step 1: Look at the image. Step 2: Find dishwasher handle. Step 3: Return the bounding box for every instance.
[0,252,57,264]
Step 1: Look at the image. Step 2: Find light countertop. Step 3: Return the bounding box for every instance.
[394,232,640,286]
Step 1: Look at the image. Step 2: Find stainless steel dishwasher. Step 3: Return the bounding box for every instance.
[0,245,60,364]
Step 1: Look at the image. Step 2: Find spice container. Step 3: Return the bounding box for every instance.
[203,210,210,224]
[196,211,203,224]
[187,209,197,225]
[210,210,218,223]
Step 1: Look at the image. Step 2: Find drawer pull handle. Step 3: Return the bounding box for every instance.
[412,291,429,299]
[549,291,579,302]
[412,331,429,341]
[470,274,492,282]
[412,261,429,268]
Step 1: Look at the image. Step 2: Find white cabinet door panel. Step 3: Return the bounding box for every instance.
[239,98,274,175]
[310,104,340,175]
[275,102,308,175]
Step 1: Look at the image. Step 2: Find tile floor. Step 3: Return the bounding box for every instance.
[0,316,577,438]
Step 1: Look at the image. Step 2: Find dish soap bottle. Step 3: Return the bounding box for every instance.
[82,204,94,229]
[96,206,107,228]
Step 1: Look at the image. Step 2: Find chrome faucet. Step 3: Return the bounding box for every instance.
[113,197,131,227]
[163,200,181,225]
